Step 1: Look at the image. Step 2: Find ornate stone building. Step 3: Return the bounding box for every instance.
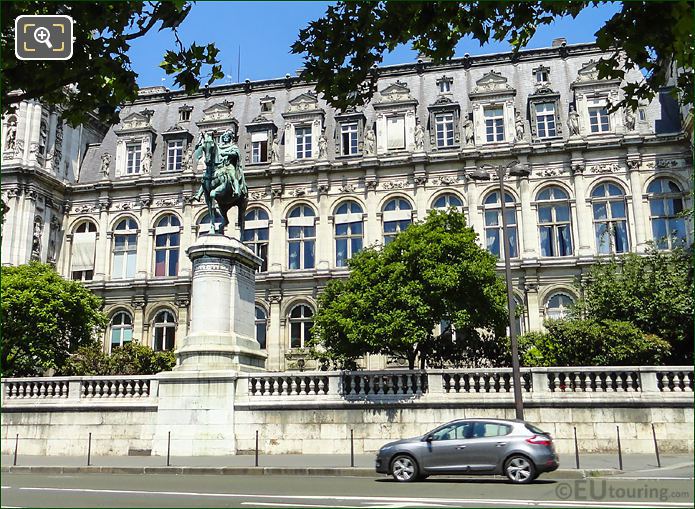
[2,41,691,371]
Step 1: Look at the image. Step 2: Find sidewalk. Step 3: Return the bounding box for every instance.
[2,453,691,477]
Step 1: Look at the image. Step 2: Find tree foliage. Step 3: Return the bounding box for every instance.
[310,210,508,369]
[60,341,176,376]
[572,247,693,363]
[2,1,223,125]
[0,262,108,377]
[292,1,694,112]
[518,319,671,367]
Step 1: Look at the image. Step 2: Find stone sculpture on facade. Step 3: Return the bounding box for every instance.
[364,128,376,155]
[31,218,42,259]
[414,122,425,151]
[5,117,17,151]
[462,116,474,146]
[318,133,328,159]
[141,146,152,174]
[100,153,111,177]
[568,105,580,136]
[183,143,194,172]
[515,111,525,141]
[624,108,636,132]
[192,129,248,235]
[271,134,281,163]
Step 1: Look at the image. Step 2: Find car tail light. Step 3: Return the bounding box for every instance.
[526,434,552,446]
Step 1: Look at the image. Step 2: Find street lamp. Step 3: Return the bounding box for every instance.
[469,160,530,420]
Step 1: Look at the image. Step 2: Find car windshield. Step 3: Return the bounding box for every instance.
[525,423,549,435]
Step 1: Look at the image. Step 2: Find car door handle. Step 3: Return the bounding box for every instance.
[456,445,467,449]
[496,442,507,447]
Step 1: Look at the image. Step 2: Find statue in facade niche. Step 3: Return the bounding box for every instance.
[271,134,281,163]
[624,108,636,131]
[364,128,376,155]
[141,146,152,174]
[5,117,17,151]
[31,218,42,257]
[100,152,111,177]
[183,143,194,172]
[568,105,580,136]
[414,122,425,151]
[192,129,248,236]
[515,111,525,141]
[462,116,474,146]
[318,133,328,159]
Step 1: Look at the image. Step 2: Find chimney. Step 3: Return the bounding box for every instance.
[552,38,567,48]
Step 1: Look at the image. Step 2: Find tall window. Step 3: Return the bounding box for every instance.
[483,191,518,259]
[484,107,505,142]
[153,310,176,351]
[295,127,312,159]
[251,132,268,163]
[341,122,359,155]
[197,211,223,237]
[334,201,364,267]
[588,102,610,133]
[648,178,687,249]
[289,304,313,349]
[382,198,412,244]
[535,102,557,138]
[110,311,133,352]
[438,80,451,93]
[545,293,574,320]
[71,221,97,281]
[112,218,137,279]
[535,69,549,83]
[432,193,463,211]
[179,109,191,122]
[243,208,270,272]
[537,186,573,257]
[592,182,629,254]
[287,205,315,270]
[255,306,267,349]
[154,215,180,277]
[126,143,142,174]
[387,116,405,150]
[435,113,455,147]
[166,140,183,172]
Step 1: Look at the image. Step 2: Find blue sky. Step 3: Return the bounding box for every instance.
[129,2,622,88]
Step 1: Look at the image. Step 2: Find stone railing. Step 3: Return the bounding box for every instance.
[247,373,331,397]
[2,375,159,406]
[440,369,532,394]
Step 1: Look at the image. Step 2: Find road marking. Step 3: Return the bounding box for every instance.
[606,477,694,480]
[242,503,344,508]
[15,487,693,508]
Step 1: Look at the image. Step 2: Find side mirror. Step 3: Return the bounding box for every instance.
[425,435,434,442]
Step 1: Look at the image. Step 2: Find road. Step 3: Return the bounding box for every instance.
[2,470,693,508]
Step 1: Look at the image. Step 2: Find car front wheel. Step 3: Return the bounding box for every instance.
[504,455,536,484]
[391,455,418,482]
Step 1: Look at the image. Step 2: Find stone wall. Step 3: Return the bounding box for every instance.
[2,367,693,457]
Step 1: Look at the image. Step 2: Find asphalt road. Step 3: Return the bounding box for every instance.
[2,470,693,508]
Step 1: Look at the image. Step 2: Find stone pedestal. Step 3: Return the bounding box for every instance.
[175,234,266,372]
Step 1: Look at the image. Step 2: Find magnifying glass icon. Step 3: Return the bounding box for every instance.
[33,26,52,49]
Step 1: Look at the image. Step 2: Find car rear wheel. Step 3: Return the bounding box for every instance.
[391,455,418,482]
[504,455,536,484]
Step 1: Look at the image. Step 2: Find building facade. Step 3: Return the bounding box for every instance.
[1,42,691,371]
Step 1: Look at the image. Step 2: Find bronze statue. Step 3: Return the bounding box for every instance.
[193,129,248,236]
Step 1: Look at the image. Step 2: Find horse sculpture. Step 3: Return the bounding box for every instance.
[193,130,248,236]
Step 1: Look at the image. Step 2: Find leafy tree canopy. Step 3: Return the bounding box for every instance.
[292,1,694,112]
[2,1,223,126]
[310,210,508,369]
[518,318,671,367]
[572,247,693,363]
[1,262,108,377]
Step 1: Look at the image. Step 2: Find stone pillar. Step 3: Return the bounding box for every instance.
[267,295,282,371]
[627,164,649,252]
[519,177,538,260]
[571,169,593,259]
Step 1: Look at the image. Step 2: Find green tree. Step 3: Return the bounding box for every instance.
[573,248,693,363]
[518,319,671,366]
[0,263,108,377]
[60,342,175,376]
[2,2,223,126]
[292,1,693,112]
[310,210,508,369]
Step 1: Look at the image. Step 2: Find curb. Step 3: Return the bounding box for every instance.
[0,465,615,479]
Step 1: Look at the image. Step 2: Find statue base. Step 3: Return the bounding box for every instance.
[175,234,266,372]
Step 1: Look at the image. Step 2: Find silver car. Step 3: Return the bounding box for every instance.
[375,418,558,483]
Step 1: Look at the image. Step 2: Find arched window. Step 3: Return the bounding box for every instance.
[647,178,687,249]
[287,205,315,270]
[289,304,313,349]
[110,311,133,351]
[112,218,137,279]
[432,193,463,211]
[537,186,573,257]
[243,208,269,272]
[255,306,267,349]
[592,182,629,254]
[197,210,223,237]
[334,201,364,267]
[152,310,176,351]
[71,221,97,281]
[545,293,574,320]
[382,198,412,244]
[154,215,181,277]
[483,191,518,259]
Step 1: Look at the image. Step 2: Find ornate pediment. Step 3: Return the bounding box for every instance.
[471,71,514,96]
[432,95,455,106]
[201,101,234,122]
[287,92,320,113]
[118,112,152,131]
[571,59,620,90]
[529,84,559,99]
[378,80,413,103]
[576,60,600,82]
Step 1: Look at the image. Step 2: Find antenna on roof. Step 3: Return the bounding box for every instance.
[237,45,241,84]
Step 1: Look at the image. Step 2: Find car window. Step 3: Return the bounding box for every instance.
[469,422,512,438]
[525,423,548,435]
[431,422,472,441]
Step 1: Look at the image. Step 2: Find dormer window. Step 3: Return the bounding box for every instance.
[341,122,359,155]
[435,113,455,147]
[535,102,557,138]
[166,139,184,171]
[588,100,610,133]
[251,132,269,163]
[260,95,275,113]
[179,110,190,122]
[387,116,405,150]
[536,69,548,83]
[126,143,142,174]
[484,107,505,142]
[436,75,453,94]
[295,126,312,159]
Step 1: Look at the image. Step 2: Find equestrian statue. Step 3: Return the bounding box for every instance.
[192,129,248,236]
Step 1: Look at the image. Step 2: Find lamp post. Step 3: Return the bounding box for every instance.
[470,161,529,420]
